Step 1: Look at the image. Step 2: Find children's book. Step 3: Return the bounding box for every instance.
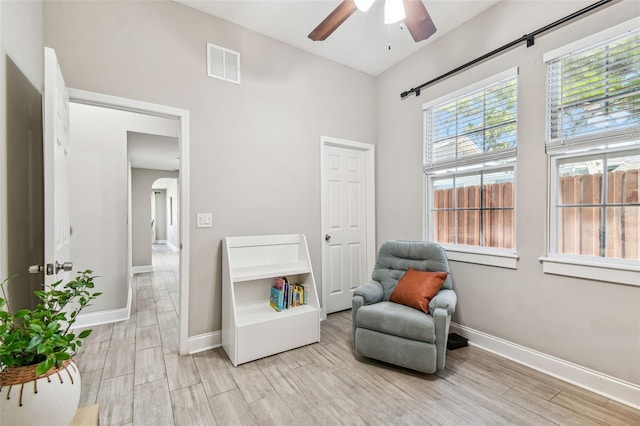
[270,287,283,312]
[274,277,286,291]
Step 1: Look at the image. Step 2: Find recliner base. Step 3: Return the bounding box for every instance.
[355,327,437,374]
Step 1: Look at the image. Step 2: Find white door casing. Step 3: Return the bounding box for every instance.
[67,89,191,355]
[321,137,375,316]
[151,191,157,243]
[43,47,72,286]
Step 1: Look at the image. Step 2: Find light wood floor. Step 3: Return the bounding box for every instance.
[75,245,640,425]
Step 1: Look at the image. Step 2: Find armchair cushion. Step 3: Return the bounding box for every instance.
[390,268,448,314]
[356,301,436,343]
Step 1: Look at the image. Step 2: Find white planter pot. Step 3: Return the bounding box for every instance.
[0,360,81,426]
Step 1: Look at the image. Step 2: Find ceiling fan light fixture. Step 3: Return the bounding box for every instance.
[384,0,405,24]
[354,0,376,12]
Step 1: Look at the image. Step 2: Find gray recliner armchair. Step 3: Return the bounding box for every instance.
[352,240,457,374]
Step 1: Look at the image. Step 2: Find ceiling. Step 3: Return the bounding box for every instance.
[175,0,500,76]
[128,132,180,172]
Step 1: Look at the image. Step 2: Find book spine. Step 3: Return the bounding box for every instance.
[284,281,288,310]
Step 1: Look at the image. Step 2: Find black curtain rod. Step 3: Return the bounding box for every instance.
[400,0,615,99]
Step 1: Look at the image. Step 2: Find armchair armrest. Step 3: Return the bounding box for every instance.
[353,280,384,305]
[429,289,457,316]
[351,280,383,348]
[430,289,457,371]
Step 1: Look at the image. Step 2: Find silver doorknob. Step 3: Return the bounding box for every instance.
[325,234,331,242]
[55,261,73,274]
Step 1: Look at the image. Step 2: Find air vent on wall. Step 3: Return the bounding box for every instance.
[207,42,240,84]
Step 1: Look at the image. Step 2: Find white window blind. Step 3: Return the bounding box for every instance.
[424,71,518,171]
[546,28,640,150]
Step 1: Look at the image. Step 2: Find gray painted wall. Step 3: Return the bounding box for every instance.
[375,0,639,385]
[44,0,377,335]
[69,103,179,313]
[132,169,178,267]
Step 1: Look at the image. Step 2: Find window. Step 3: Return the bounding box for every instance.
[424,68,518,267]
[552,150,639,260]
[543,20,639,284]
[430,166,515,249]
[546,28,640,148]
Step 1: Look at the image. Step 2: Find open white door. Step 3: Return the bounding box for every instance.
[43,47,72,285]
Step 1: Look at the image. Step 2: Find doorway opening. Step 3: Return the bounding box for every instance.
[129,133,180,276]
[151,178,179,249]
[151,177,180,316]
[69,90,190,355]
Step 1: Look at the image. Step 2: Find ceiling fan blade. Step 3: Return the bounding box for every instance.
[403,0,437,42]
[308,0,358,41]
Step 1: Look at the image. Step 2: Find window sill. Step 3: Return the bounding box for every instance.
[539,257,640,287]
[444,247,519,269]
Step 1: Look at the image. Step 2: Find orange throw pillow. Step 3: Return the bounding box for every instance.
[390,268,448,314]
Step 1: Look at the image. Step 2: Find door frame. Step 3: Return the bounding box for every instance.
[320,136,375,320]
[68,89,190,355]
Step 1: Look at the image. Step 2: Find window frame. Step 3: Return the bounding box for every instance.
[543,17,640,153]
[541,18,640,286]
[423,68,519,268]
[425,163,519,269]
[423,67,518,171]
[547,145,640,266]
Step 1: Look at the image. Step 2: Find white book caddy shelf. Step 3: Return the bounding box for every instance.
[222,234,321,366]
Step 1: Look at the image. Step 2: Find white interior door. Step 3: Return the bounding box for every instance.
[43,47,72,286]
[323,144,368,313]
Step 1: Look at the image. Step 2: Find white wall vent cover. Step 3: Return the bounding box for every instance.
[207,42,240,84]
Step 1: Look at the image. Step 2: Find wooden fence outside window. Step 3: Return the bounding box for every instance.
[432,169,639,260]
[433,182,514,249]
[558,169,639,260]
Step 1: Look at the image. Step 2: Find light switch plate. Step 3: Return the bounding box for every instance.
[196,213,212,228]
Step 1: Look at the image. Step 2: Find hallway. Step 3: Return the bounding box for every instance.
[75,243,183,425]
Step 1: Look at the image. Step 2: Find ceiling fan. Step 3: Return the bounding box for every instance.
[308,0,437,43]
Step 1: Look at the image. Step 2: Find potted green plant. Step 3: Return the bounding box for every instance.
[0,270,101,426]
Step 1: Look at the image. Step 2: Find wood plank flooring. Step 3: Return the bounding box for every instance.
[75,244,640,425]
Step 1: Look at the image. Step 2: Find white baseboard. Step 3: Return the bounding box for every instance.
[450,322,640,410]
[72,286,132,329]
[132,265,154,274]
[155,240,168,244]
[187,331,221,354]
[166,241,179,252]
